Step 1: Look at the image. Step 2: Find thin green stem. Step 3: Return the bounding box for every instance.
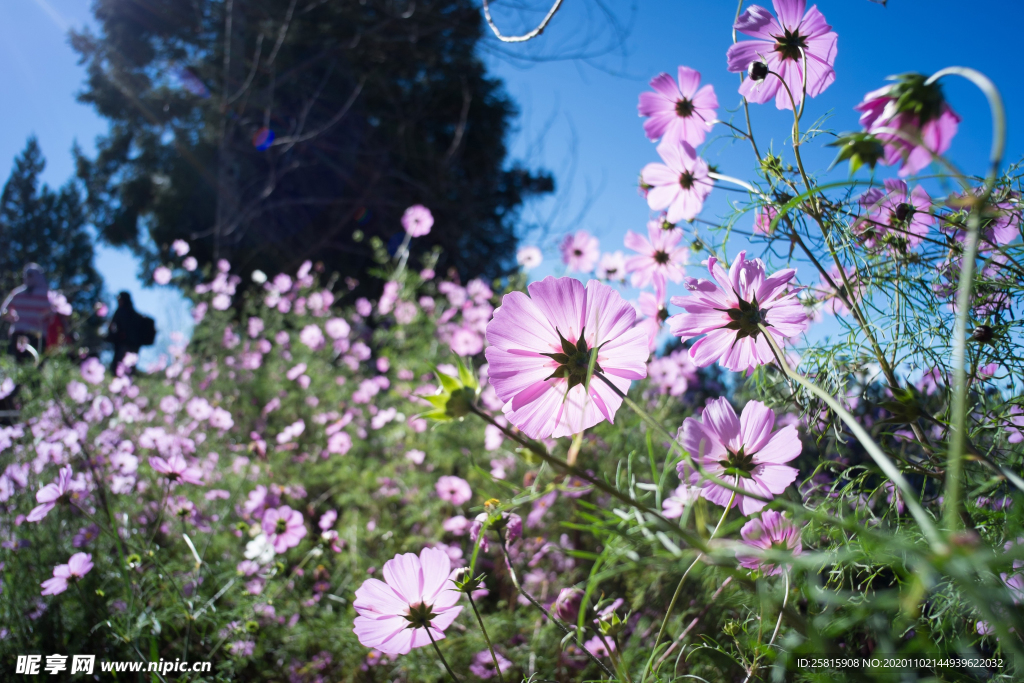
[468,593,504,683]
[925,67,1006,531]
[640,489,736,683]
[427,626,462,683]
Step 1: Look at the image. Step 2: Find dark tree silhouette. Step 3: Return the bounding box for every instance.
[71,0,553,290]
[0,137,103,315]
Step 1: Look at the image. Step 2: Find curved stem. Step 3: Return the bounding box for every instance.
[743,570,789,683]
[427,626,461,683]
[468,593,504,683]
[733,0,761,161]
[641,488,736,683]
[481,0,564,43]
[924,67,1006,531]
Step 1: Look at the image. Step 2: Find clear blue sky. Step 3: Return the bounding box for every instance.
[1,0,1020,360]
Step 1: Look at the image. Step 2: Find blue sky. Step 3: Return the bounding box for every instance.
[1,0,1020,361]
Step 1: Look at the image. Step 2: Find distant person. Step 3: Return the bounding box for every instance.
[1,263,53,360]
[106,292,156,373]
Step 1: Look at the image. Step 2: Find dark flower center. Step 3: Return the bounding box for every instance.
[679,172,695,190]
[657,307,669,323]
[653,250,670,265]
[541,327,603,391]
[275,518,288,534]
[773,28,808,62]
[719,296,770,340]
[720,446,756,479]
[675,98,695,118]
[573,249,583,256]
[404,601,438,629]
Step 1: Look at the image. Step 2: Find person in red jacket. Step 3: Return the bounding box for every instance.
[1,264,53,360]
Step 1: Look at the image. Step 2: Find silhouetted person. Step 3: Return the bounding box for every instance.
[107,291,150,373]
[1,263,53,361]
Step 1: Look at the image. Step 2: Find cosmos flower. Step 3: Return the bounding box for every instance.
[668,251,807,372]
[27,466,76,523]
[855,78,960,177]
[624,224,689,289]
[661,483,700,519]
[435,476,472,506]
[737,510,803,575]
[517,246,543,270]
[635,280,668,351]
[560,231,601,273]
[80,357,105,385]
[352,547,463,655]
[469,649,513,679]
[596,251,627,283]
[261,506,307,553]
[638,66,718,146]
[855,179,933,250]
[402,205,434,237]
[677,397,801,516]
[726,0,838,110]
[641,142,713,223]
[485,277,649,439]
[40,553,93,596]
[150,454,204,485]
[172,239,190,256]
[153,266,172,285]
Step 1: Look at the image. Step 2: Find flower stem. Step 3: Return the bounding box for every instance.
[426,626,461,683]
[640,488,736,683]
[468,592,504,683]
[924,67,1006,532]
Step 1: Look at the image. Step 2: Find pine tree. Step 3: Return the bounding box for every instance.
[71,0,552,291]
[0,137,104,316]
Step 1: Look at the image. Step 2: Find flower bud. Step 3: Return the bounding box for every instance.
[554,587,584,623]
[748,61,769,82]
[971,325,994,342]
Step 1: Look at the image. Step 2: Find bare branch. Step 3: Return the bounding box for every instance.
[272,77,365,149]
[444,78,472,164]
[266,0,298,66]
[481,0,564,43]
[226,33,264,106]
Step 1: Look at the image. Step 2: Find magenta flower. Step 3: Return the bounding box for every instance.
[353,547,463,655]
[726,0,837,110]
[469,649,513,679]
[261,505,307,553]
[560,231,600,273]
[624,224,689,289]
[638,66,718,147]
[641,142,713,223]
[754,204,778,235]
[856,82,960,177]
[27,465,75,523]
[737,510,802,575]
[150,454,204,486]
[402,205,434,237]
[80,357,105,385]
[485,277,650,439]
[635,282,669,351]
[668,251,807,372]
[172,239,190,256]
[855,179,933,250]
[435,476,472,506]
[677,397,801,516]
[41,552,93,596]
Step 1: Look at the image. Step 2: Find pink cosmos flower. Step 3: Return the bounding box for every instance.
[662,484,699,519]
[668,251,807,372]
[856,83,960,177]
[635,280,668,351]
[516,246,543,270]
[172,239,190,256]
[353,547,463,655]
[737,510,802,575]
[80,357,105,385]
[469,650,513,679]
[0,378,14,400]
[27,465,76,523]
[150,454,204,485]
[855,179,933,250]
[624,224,689,289]
[677,397,801,516]
[41,552,93,596]
[435,476,472,506]
[183,256,198,271]
[261,506,307,553]
[560,231,600,273]
[485,277,650,439]
[641,142,713,223]
[754,204,778,235]
[638,66,718,147]
[595,251,627,283]
[450,328,484,356]
[153,266,172,285]
[300,324,325,350]
[402,205,434,237]
[726,0,838,110]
